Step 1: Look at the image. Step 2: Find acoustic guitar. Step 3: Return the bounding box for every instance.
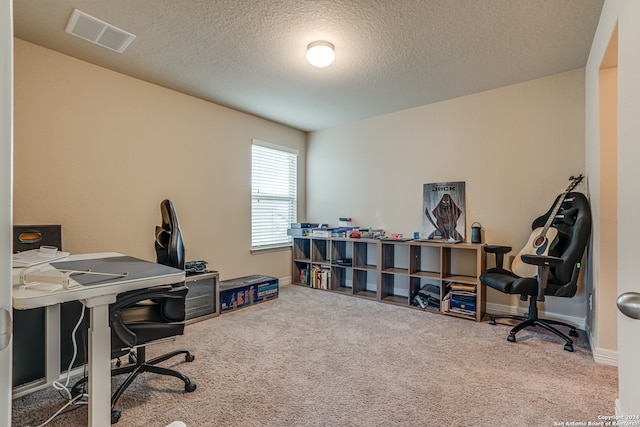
[511,175,584,278]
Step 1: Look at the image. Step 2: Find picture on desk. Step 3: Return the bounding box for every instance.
[51,256,182,286]
[422,181,466,242]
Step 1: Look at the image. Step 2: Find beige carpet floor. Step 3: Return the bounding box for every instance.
[12,284,619,427]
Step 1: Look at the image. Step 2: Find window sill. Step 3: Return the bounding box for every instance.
[250,244,292,255]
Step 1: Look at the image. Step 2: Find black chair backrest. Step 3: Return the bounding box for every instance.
[155,200,185,270]
[531,191,591,287]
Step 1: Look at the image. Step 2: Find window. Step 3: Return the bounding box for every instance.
[251,140,298,251]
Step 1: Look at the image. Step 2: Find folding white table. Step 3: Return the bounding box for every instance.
[12,252,185,427]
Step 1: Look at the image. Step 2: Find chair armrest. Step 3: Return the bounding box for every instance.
[483,245,512,269]
[110,284,188,348]
[520,254,563,267]
[111,310,137,348]
[520,255,562,301]
[111,284,186,312]
[484,245,512,254]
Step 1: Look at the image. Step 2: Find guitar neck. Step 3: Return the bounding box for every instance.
[539,191,569,238]
[538,175,583,238]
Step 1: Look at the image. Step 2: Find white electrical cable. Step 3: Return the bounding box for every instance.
[27,393,87,427]
[26,304,89,427]
[52,303,86,399]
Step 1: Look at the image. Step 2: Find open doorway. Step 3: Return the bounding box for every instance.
[590,24,618,355]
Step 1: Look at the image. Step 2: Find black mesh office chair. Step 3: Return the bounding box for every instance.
[73,200,196,424]
[480,192,592,352]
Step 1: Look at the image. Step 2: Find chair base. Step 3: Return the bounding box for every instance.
[72,347,196,424]
[489,310,579,352]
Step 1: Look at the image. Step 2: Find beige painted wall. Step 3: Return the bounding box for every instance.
[596,66,618,353]
[585,17,619,364]
[307,69,587,320]
[13,39,306,281]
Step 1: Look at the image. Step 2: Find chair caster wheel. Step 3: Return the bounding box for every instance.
[564,343,574,352]
[128,352,137,365]
[186,354,195,362]
[185,382,197,392]
[111,410,121,424]
[489,319,496,325]
[507,334,516,343]
[569,329,578,337]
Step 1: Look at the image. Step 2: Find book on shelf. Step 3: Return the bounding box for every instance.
[449,297,476,312]
[310,265,331,290]
[299,269,309,285]
[443,288,476,315]
[442,293,450,312]
[450,290,476,299]
[449,292,476,312]
[449,283,476,292]
[448,307,476,317]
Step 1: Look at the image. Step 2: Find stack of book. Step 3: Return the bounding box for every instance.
[444,283,477,318]
[310,265,331,289]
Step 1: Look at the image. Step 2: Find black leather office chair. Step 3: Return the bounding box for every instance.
[155,199,186,270]
[480,192,592,352]
[73,200,196,424]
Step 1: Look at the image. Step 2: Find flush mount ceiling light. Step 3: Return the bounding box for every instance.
[306,41,335,68]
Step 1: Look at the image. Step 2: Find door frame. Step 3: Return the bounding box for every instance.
[0,0,14,425]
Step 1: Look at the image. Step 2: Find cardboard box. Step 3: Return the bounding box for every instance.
[219,275,278,313]
[256,277,279,302]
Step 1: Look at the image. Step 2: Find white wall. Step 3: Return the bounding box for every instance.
[0,0,13,423]
[13,39,306,281]
[307,69,587,320]
[586,0,640,415]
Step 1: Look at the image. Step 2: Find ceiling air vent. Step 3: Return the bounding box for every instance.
[65,9,136,53]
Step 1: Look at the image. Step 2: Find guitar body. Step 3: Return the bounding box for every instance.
[511,175,583,278]
[511,226,559,277]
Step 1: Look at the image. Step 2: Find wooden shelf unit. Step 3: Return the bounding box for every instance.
[291,236,486,321]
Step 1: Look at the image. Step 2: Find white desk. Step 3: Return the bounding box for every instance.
[12,252,185,427]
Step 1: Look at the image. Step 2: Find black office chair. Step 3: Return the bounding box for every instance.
[480,192,592,352]
[155,199,186,271]
[73,200,196,424]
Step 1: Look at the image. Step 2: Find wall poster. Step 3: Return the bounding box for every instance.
[422,181,466,242]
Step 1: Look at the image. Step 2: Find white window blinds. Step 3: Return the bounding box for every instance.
[251,140,298,250]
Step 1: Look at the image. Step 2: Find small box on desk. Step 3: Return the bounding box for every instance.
[219,275,278,313]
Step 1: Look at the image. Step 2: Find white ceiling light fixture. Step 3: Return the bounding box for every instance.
[306,41,335,68]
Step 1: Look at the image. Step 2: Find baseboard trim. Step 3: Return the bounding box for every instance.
[585,325,618,366]
[591,346,618,366]
[485,302,586,330]
[12,365,86,399]
[279,275,292,286]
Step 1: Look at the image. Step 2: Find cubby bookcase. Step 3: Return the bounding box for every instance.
[291,236,487,321]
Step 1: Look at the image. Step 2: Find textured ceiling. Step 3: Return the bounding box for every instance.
[13,0,604,132]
